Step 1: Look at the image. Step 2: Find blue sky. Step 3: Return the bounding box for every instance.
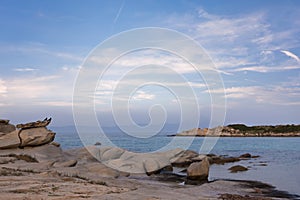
[0,0,300,128]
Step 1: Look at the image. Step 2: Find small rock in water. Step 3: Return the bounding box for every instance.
[239,153,252,158]
[94,142,101,146]
[228,165,248,173]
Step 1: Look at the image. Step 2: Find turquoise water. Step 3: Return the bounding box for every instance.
[53,128,300,196]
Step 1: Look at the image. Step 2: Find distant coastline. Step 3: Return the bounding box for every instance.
[169,124,300,137]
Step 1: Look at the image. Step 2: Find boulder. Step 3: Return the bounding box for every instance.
[228,165,248,173]
[94,142,101,146]
[170,150,199,167]
[0,130,20,149]
[239,153,251,158]
[191,154,207,162]
[0,119,10,125]
[187,157,210,181]
[209,156,240,165]
[19,127,55,147]
[0,122,16,134]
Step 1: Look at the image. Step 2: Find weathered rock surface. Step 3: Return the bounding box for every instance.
[0,118,56,149]
[70,146,184,175]
[63,147,126,178]
[53,159,77,168]
[0,143,127,180]
[0,121,16,134]
[0,130,20,149]
[16,118,51,129]
[170,150,200,167]
[0,119,9,125]
[0,143,66,163]
[187,157,210,180]
[19,127,55,147]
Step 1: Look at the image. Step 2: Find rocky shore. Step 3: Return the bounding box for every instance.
[170,124,300,137]
[0,119,299,199]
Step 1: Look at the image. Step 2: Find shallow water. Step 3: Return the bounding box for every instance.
[53,128,300,196]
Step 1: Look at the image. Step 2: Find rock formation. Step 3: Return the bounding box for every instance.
[0,120,16,134]
[68,146,184,175]
[16,118,52,129]
[187,157,210,181]
[0,118,258,187]
[0,118,55,149]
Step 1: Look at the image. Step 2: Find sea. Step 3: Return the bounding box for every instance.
[51,126,300,196]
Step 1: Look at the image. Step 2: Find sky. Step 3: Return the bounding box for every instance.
[0,0,300,128]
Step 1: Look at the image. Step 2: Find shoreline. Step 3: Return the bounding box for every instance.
[1,143,299,199]
[1,119,300,199]
[0,169,299,199]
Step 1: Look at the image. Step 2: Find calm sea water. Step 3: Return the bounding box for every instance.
[53,127,300,196]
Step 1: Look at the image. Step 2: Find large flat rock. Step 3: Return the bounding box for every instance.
[75,146,185,174]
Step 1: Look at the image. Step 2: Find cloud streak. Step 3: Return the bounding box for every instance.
[14,67,38,72]
[0,79,7,96]
[280,50,300,62]
[113,0,125,24]
[207,85,300,107]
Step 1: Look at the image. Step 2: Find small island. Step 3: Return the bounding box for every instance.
[170,124,300,137]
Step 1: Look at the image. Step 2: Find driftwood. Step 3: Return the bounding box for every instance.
[16,118,52,129]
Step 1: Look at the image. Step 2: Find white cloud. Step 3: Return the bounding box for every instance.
[280,50,300,62]
[14,67,38,72]
[38,101,73,107]
[165,8,300,76]
[132,91,155,100]
[195,13,267,40]
[207,85,300,106]
[232,65,300,73]
[0,44,84,62]
[0,79,7,96]
[1,67,79,107]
